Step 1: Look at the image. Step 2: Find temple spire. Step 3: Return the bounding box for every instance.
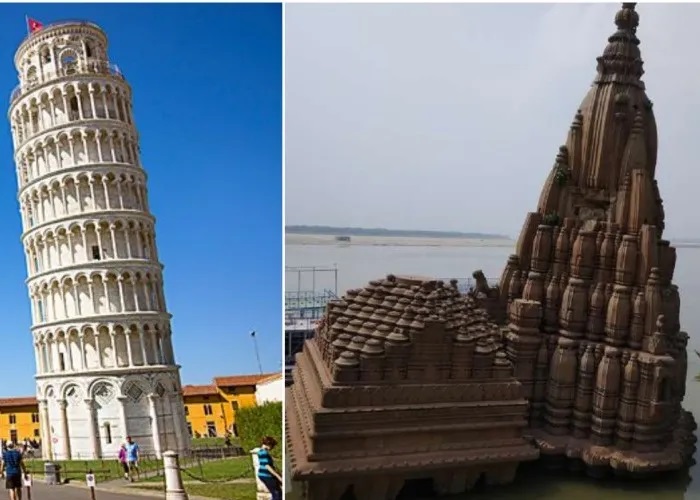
[595,3,644,88]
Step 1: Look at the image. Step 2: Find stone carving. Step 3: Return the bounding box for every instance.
[65,385,81,405]
[287,275,538,499]
[286,4,696,498]
[93,383,115,406]
[125,383,143,403]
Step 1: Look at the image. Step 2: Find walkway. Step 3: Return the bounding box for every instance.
[27,481,160,499]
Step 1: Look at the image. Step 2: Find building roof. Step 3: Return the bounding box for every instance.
[258,373,283,384]
[0,397,37,408]
[213,373,279,388]
[182,385,219,397]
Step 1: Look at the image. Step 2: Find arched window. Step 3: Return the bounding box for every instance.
[85,43,93,58]
[60,50,78,75]
[69,96,79,120]
[26,66,38,85]
[41,48,51,64]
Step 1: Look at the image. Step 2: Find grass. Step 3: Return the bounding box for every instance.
[23,452,227,483]
[21,441,244,484]
[191,437,241,448]
[137,482,256,499]
[143,457,254,483]
[24,457,163,482]
[135,457,256,500]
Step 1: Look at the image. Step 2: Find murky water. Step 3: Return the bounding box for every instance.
[285,243,700,499]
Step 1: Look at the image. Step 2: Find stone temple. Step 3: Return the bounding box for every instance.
[286,4,697,498]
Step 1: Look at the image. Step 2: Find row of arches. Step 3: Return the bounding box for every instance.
[30,271,166,325]
[24,218,157,277]
[12,80,133,148]
[19,33,106,86]
[35,322,174,375]
[39,373,177,403]
[16,128,140,187]
[21,172,148,230]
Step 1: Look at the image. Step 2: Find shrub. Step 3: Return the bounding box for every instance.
[542,212,561,227]
[554,164,569,186]
[236,401,283,460]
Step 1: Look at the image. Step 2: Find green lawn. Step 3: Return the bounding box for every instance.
[191,437,241,448]
[136,482,256,500]
[22,445,247,484]
[24,457,163,482]
[143,457,254,483]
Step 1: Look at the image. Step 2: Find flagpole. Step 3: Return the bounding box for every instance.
[25,15,29,35]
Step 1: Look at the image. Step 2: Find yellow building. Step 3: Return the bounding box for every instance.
[182,373,277,438]
[0,372,279,444]
[0,397,41,444]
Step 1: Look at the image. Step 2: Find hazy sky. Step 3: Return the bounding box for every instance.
[285,3,700,239]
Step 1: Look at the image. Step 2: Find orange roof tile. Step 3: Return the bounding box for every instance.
[0,397,37,408]
[213,373,279,388]
[182,385,219,397]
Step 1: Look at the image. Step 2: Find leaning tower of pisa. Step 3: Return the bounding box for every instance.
[8,21,190,459]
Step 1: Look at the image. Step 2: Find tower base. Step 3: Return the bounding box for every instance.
[37,368,190,460]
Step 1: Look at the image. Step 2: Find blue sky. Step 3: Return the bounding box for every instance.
[0,4,282,395]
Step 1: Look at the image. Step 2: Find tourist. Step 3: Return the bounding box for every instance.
[125,436,140,482]
[257,436,282,500]
[1,442,27,500]
[118,443,129,480]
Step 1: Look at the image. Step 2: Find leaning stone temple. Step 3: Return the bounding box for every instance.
[287,3,697,498]
[8,21,189,458]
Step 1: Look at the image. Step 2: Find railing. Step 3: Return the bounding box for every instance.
[24,446,244,483]
[10,59,124,104]
[285,289,338,312]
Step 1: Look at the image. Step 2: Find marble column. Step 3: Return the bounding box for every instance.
[58,399,71,459]
[148,394,162,458]
[85,398,101,458]
[38,399,52,460]
[117,396,129,441]
[167,395,184,452]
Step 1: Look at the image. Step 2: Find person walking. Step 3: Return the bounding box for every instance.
[118,443,129,480]
[125,436,140,482]
[257,436,282,500]
[1,442,27,500]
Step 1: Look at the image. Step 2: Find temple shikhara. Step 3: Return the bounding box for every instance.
[286,4,697,499]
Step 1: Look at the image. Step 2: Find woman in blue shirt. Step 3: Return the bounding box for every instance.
[257,436,282,500]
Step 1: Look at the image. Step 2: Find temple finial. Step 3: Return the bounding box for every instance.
[615,3,639,31]
[595,3,644,86]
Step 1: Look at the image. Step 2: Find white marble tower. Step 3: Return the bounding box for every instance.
[8,21,190,459]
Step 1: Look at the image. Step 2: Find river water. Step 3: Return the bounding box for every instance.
[285,242,700,500]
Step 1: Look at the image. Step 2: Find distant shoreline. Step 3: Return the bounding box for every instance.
[285,225,509,240]
[286,233,515,248]
[286,233,700,249]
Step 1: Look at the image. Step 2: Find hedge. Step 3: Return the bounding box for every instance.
[237,401,283,459]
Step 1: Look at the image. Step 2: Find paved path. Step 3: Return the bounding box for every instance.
[26,481,161,499]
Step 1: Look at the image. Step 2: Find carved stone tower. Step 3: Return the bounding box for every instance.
[497,3,696,473]
[8,21,189,459]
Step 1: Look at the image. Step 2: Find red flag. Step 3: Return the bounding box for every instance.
[27,17,43,33]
